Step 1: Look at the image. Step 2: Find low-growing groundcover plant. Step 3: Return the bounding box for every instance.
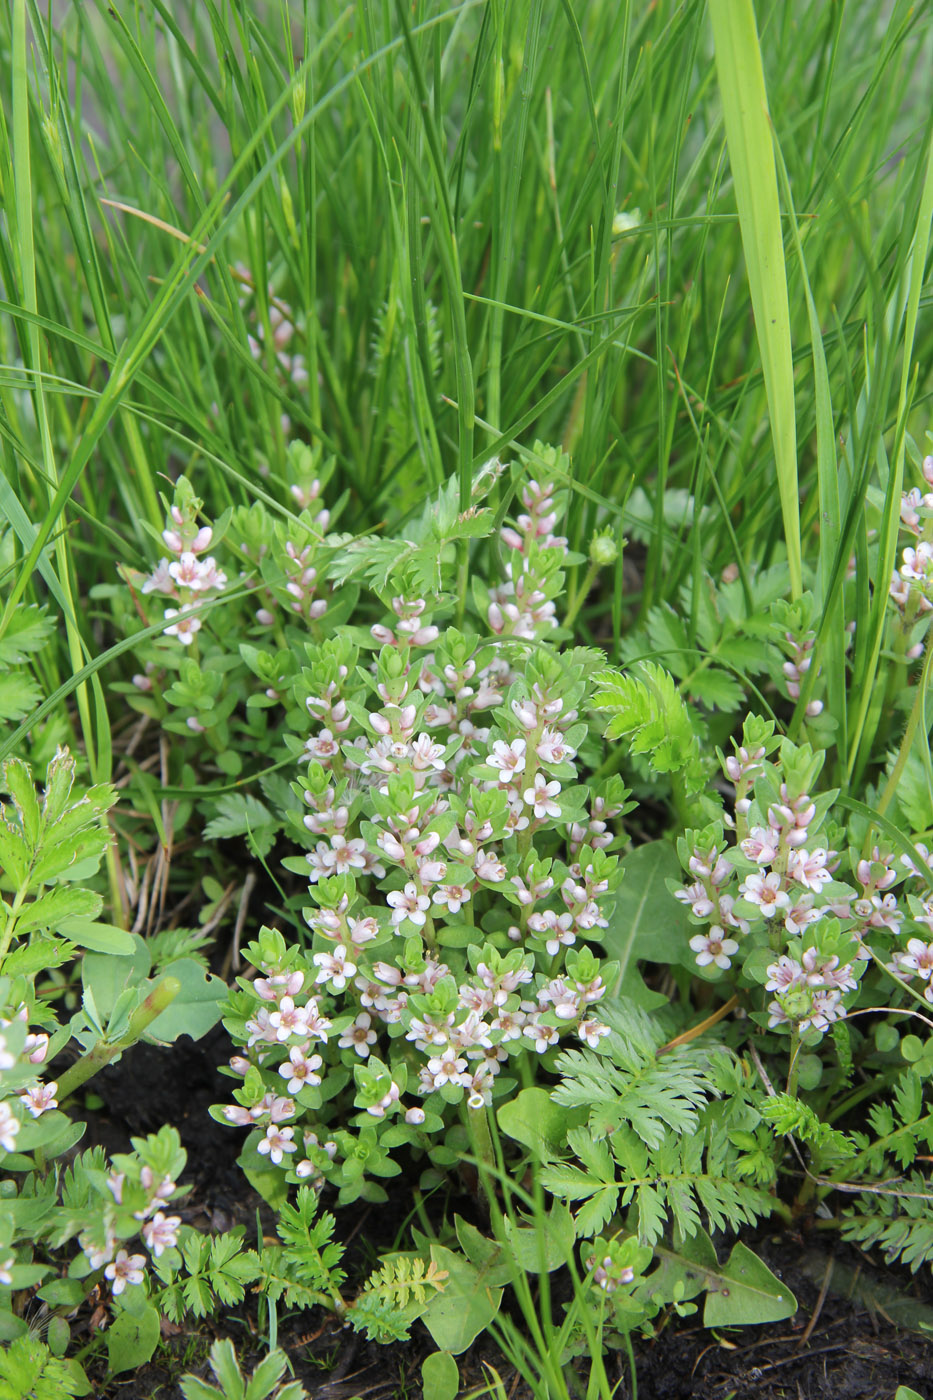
[4,0,933,1396]
[14,441,929,1394]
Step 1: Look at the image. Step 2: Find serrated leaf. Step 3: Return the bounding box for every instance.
[0,606,54,665]
[0,673,41,722]
[202,795,278,858]
[16,887,101,936]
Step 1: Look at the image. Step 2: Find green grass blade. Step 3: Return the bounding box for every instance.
[847,119,933,781]
[709,0,801,598]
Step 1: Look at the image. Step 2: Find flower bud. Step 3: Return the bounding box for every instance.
[589,532,619,567]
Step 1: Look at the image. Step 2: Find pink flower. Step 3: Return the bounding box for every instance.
[387,882,431,928]
[536,727,576,765]
[689,929,739,970]
[674,883,715,919]
[19,1082,58,1118]
[257,1125,297,1165]
[163,606,201,645]
[142,1212,181,1259]
[764,956,804,992]
[740,827,780,865]
[268,996,312,1041]
[278,1045,323,1093]
[105,1251,146,1295]
[485,738,526,777]
[787,848,833,893]
[523,773,562,819]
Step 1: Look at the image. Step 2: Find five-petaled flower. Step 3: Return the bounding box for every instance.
[105,1250,146,1295]
[142,1212,182,1258]
[257,1125,297,1165]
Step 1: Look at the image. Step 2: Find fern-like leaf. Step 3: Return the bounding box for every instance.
[591,662,706,791]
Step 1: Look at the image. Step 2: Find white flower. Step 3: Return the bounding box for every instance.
[740,871,790,917]
[105,1250,146,1295]
[163,606,201,645]
[19,1082,58,1118]
[387,882,431,928]
[896,938,933,980]
[0,1102,20,1152]
[689,928,739,970]
[313,946,357,991]
[787,847,833,893]
[277,1046,323,1093]
[426,1048,469,1090]
[523,772,562,819]
[142,1212,181,1259]
[405,1106,426,1125]
[338,1012,378,1058]
[485,738,526,777]
[432,884,471,915]
[305,728,340,760]
[257,1125,297,1165]
[0,1257,14,1286]
[578,1020,610,1049]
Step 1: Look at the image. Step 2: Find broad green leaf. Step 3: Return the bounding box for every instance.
[58,919,136,955]
[496,1087,585,1160]
[421,1245,502,1354]
[81,936,151,1020]
[895,1390,924,1400]
[421,1351,459,1400]
[453,1218,512,1287]
[15,1112,85,1157]
[105,1301,160,1375]
[602,841,690,993]
[503,1204,574,1274]
[703,1241,797,1327]
[142,959,225,1044]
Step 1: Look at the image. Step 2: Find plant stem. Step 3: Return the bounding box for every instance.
[875,626,933,823]
[56,976,181,1100]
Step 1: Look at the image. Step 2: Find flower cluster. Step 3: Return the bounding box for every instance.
[889,457,933,627]
[77,1132,185,1294]
[133,478,226,651]
[488,476,568,639]
[673,716,933,1043]
[213,479,630,1198]
[234,262,311,437]
[0,999,60,1164]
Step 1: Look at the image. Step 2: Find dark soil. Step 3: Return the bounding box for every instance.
[64,1033,933,1400]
